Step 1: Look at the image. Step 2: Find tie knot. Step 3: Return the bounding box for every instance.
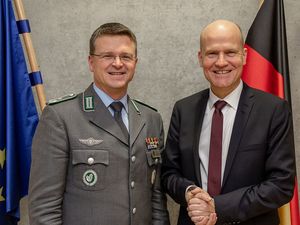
[214,100,227,110]
[110,101,124,113]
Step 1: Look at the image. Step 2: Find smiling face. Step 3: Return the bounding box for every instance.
[88,35,137,100]
[198,20,247,98]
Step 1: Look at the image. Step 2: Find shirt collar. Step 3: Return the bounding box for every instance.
[208,80,243,110]
[93,83,128,113]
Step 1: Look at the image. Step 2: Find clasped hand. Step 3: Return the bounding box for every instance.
[185,187,217,225]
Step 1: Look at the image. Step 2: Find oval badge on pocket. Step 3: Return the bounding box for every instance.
[83,169,98,186]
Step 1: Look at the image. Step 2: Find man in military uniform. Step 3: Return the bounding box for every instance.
[29,23,170,225]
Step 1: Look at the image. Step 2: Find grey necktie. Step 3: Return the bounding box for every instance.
[110,101,129,141]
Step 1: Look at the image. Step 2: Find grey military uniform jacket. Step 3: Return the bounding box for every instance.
[29,84,170,225]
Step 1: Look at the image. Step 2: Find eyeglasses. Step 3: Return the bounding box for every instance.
[204,51,244,61]
[91,53,136,64]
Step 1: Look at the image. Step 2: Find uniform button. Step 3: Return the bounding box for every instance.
[132,208,136,214]
[87,157,94,165]
[131,181,135,188]
[131,156,136,162]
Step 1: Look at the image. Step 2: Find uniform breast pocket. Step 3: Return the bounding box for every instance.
[71,149,109,191]
[145,150,162,166]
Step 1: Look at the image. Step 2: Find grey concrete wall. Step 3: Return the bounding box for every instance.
[18,0,300,224]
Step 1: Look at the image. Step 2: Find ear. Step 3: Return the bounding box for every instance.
[198,51,203,67]
[88,55,94,72]
[242,47,248,65]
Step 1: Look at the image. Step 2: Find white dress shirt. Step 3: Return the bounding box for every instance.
[199,81,243,191]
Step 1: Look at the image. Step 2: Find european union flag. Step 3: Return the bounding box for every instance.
[0,0,39,224]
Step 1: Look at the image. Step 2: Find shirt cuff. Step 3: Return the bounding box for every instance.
[185,185,197,194]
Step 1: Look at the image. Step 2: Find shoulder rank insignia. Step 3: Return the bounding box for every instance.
[131,99,157,112]
[47,93,77,105]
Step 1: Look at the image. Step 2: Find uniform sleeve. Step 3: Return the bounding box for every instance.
[152,114,170,225]
[29,106,69,225]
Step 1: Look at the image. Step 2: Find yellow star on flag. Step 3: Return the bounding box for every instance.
[0,187,5,202]
[0,148,5,169]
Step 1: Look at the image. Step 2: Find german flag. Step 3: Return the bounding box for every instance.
[242,0,299,224]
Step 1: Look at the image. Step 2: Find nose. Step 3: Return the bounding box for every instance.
[112,56,124,67]
[215,53,228,67]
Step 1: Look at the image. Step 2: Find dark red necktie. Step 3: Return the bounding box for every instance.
[207,100,227,196]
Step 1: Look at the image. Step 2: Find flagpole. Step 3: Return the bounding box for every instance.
[259,0,264,8]
[13,0,47,111]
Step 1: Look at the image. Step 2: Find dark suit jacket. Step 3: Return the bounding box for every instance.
[29,84,170,225]
[161,83,295,225]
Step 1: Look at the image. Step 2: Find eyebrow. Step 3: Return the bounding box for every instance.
[94,51,134,55]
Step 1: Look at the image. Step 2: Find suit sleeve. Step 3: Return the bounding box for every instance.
[29,106,69,225]
[214,100,296,223]
[152,114,170,225]
[161,103,195,206]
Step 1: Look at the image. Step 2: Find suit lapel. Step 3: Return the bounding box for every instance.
[222,84,255,187]
[128,99,146,148]
[192,90,209,187]
[80,84,128,145]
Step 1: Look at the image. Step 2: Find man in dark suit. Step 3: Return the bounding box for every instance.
[29,23,170,225]
[161,19,295,225]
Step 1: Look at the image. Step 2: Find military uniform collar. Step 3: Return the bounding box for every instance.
[92,83,129,113]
